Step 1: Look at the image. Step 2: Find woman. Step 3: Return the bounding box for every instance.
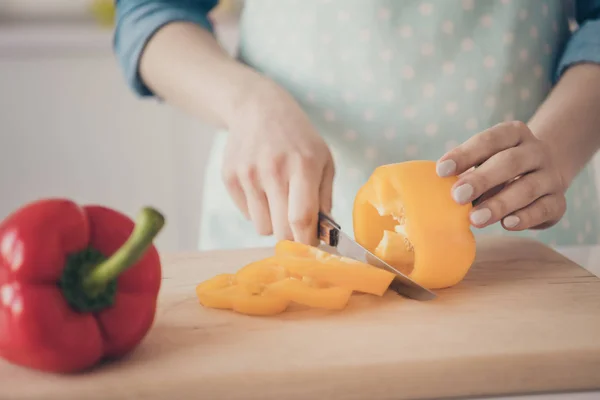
[113,0,600,251]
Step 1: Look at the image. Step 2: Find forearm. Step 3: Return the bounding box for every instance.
[139,21,269,128]
[528,63,600,188]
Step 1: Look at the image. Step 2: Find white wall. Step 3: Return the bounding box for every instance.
[0,21,239,252]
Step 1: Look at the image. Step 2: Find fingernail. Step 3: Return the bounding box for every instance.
[470,208,491,225]
[436,159,457,177]
[452,184,473,204]
[503,215,520,228]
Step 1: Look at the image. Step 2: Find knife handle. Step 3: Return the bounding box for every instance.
[317,212,340,247]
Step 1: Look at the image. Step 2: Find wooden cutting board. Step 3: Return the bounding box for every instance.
[2,236,600,400]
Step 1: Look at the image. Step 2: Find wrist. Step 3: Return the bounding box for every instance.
[527,63,600,192]
[548,144,573,192]
[217,63,260,118]
[529,126,574,191]
[224,72,298,129]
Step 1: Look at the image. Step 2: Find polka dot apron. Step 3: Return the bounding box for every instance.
[198,0,600,250]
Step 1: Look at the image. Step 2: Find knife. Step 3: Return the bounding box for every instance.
[317,211,436,301]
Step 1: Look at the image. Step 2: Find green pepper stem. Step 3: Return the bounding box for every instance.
[82,207,165,297]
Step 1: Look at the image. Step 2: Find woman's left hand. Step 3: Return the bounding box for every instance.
[436,121,568,231]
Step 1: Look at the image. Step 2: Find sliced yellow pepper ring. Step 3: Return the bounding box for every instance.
[195,273,238,309]
[226,286,290,316]
[263,277,352,310]
[274,240,395,296]
[196,274,290,316]
[235,257,290,292]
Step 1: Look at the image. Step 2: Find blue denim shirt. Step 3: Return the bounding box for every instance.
[113,0,600,97]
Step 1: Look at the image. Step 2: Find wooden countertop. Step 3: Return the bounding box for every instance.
[1,236,600,400]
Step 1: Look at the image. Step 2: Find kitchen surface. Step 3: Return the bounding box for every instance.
[2,236,600,400]
[1,1,600,399]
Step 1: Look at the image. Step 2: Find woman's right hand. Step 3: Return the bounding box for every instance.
[133,20,333,244]
[222,80,335,245]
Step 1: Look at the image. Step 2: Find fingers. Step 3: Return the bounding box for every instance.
[450,143,544,206]
[502,194,566,230]
[437,121,529,177]
[263,181,294,240]
[471,183,505,206]
[261,159,294,241]
[436,120,567,232]
[225,154,327,245]
[237,166,273,236]
[288,158,321,246]
[468,171,561,229]
[222,169,250,219]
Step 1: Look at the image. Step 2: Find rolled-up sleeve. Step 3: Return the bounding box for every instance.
[554,0,600,82]
[113,0,218,97]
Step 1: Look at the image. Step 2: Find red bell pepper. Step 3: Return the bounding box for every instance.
[0,198,165,373]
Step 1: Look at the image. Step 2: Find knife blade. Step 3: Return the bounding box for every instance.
[317,212,436,301]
